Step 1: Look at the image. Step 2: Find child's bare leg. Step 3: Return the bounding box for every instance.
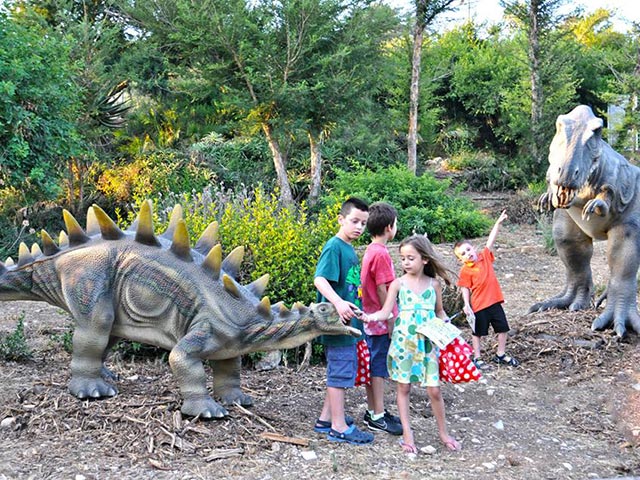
[396,382,414,449]
[471,335,482,359]
[366,376,385,414]
[427,386,460,450]
[496,332,507,356]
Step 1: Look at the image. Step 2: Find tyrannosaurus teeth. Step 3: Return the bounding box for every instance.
[4,257,14,267]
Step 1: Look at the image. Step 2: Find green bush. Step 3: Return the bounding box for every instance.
[444,150,526,191]
[326,165,491,242]
[0,314,31,361]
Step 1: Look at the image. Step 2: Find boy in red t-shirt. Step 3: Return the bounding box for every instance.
[454,210,519,370]
[360,202,402,435]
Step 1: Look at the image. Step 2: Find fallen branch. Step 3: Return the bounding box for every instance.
[233,402,277,432]
[203,447,244,462]
[260,431,309,447]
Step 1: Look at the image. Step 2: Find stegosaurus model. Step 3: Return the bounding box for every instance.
[0,200,358,418]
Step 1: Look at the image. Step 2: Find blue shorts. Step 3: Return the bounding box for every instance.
[366,334,390,378]
[325,344,357,388]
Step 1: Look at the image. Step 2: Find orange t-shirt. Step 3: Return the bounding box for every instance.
[456,247,504,312]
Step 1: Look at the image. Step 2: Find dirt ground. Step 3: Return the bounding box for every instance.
[0,198,639,480]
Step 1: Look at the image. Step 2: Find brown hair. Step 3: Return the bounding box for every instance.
[367,202,397,236]
[399,234,455,285]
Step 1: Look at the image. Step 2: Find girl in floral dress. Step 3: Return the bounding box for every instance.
[367,235,461,454]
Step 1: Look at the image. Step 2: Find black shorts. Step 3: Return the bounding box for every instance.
[473,302,509,337]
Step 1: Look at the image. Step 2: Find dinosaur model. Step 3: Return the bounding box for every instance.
[0,200,359,417]
[532,104,640,337]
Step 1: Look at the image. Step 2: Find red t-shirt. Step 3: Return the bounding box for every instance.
[456,247,504,312]
[360,243,398,335]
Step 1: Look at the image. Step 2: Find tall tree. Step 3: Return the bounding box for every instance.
[503,0,567,167]
[124,0,397,206]
[407,0,457,174]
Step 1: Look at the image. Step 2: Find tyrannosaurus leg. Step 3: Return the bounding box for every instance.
[592,221,640,337]
[529,209,593,312]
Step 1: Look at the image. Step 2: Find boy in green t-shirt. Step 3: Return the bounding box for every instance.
[312,197,374,445]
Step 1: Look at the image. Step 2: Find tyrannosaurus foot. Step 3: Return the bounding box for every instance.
[592,308,640,338]
[69,376,118,399]
[181,394,228,419]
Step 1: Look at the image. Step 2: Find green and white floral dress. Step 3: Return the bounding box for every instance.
[387,280,440,387]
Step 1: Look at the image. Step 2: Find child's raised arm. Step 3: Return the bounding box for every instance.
[366,279,401,322]
[486,210,508,251]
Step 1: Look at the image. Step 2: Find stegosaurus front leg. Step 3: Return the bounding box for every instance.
[68,296,118,399]
[211,357,253,407]
[169,329,230,418]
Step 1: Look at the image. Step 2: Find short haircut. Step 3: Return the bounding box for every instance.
[367,202,397,236]
[453,239,471,254]
[340,197,369,216]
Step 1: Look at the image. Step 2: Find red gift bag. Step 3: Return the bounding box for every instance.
[355,339,371,387]
[439,337,481,383]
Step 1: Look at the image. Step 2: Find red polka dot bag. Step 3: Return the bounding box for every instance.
[438,337,482,384]
[355,339,371,387]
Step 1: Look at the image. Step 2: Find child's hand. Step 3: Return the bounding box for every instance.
[497,209,508,224]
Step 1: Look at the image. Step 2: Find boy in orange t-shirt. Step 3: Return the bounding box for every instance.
[454,210,519,370]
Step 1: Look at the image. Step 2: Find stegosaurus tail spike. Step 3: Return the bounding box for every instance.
[41,230,60,256]
[221,246,244,279]
[194,221,219,256]
[170,219,193,262]
[162,204,184,239]
[222,274,241,298]
[134,200,161,247]
[59,231,69,248]
[247,274,269,297]
[5,257,14,267]
[86,207,100,236]
[18,242,34,267]
[62,210,91,246]
[202,244,222,279]
[91,205,124,240]
[257,296,271,317]
[31,243,43,258]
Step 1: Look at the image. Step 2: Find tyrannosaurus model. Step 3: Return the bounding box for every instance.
[0,200,359,417]
[532,104,640,337]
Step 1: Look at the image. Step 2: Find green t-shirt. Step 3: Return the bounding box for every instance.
[314,236,364,346]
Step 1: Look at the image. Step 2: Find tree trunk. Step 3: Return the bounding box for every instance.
[407,17,425,175]
[262,123,294,206]
[308,131,323,207]
[528,0,543,165]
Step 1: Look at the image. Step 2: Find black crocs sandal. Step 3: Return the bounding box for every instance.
[314,415,354,433]
[493,353,519,367]
[327,425,374,444]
